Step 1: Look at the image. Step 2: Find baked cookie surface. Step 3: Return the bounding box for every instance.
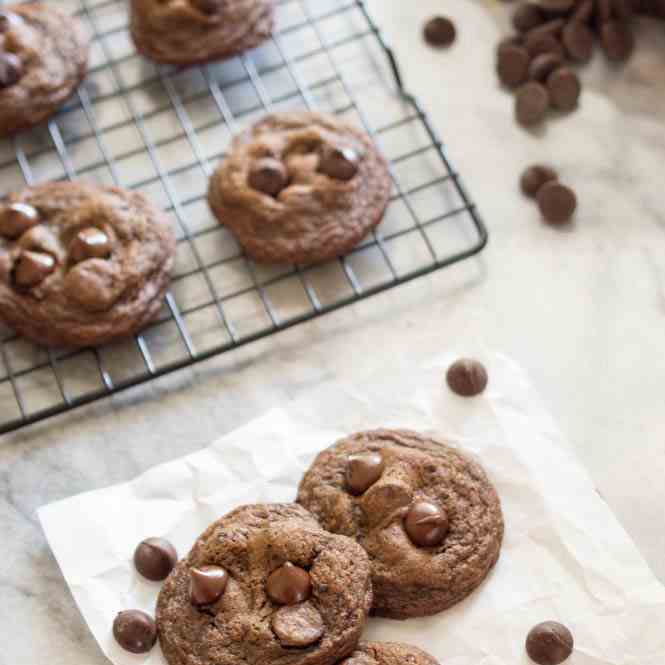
[208,112,392,265]
[340,642,440,665]
[156,503,372,665]
[0,182,176,348]
[0,4,89,137]
[297,429,504,619]
[130,0,274,66]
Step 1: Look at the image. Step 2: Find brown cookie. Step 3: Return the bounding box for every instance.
[156,503,372,665]
[129,0,274,66]
[0,182,176,348]
[340,643,440,665]
[208,112,392,265]
[297,430,504,619]
[0,4,89,137]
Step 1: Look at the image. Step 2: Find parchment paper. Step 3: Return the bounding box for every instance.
[39,351,665,665]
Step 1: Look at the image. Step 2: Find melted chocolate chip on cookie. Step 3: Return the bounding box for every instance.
[13,251,55,288]
[271,602,324,647]
[190,566,229,606]
[404,501,449,548]
[266,562,311,606]
[248,158,288,197]
[0,203,40,239]
[69,228,112,263]
[318,146,361,181]
[0,52,23,89]
[346,452,384,495]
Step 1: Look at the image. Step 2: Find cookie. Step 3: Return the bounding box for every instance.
[0,4,89,137]
[156,503,372,665]
[0,182,176,348]
[208,112,392,265]
[340,642,439,665]
[129,0,274,66]
[297,429,504,619]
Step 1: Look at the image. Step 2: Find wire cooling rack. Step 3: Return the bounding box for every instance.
[0,0,487,435]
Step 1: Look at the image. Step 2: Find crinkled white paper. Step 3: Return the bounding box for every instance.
[39,352,665,665]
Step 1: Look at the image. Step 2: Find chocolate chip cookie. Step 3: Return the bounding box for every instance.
[0,4,89,137]
[208,112,392,265]
[156,503,372,665]
[129,0,274,66]
[0,182,176,348]
[297,429,504,619]
[340,642,440,665]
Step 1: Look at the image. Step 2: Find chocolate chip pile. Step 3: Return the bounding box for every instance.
[497,0,658,127]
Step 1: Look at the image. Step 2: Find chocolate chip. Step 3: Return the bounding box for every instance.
[0,203,40,239]
[515,81,550,126]
[69,227,112,263]
[190,0,224,14]
[271,602,324,647]
[547,67,581,111]
[404,501,449,548]
[525,32,565,58]
[526,621,574,665]
[527,18,566,38]
[134,537,177,582]
[513,4,546,32]
[318,146,361,181]
[346,451,384,495]
[266,562,311,606]
[446,358,489,396]
[423,16,456,47]
[562,21,594,62]
[528,52,563,81]
[497,45,531,87]
[537,181,577,224]
[14,251,55,288]
[600,21,635,61]
[112,610,157,654]
[248,157,288,197]
[190,566,229,606]
[520,165,558,197]
[0,52,22,89]
[0,12,10,33]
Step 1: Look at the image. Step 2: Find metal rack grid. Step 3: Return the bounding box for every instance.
[0,0,487,435]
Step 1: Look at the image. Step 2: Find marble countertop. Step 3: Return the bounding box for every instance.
[1,1,664,663]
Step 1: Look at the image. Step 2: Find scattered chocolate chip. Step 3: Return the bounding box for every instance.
[0,203,40,239]
[69,227,112,263]
[423,16,457,47]
[515,81,550,126]
[346,451,384,495]
[524,32,565,58]
[547,67,581,110]
[529,52,563,81]
[600,20,635,61]
[248,157,288,197]
[526,621,574,665]
[562,21,594,61]
[14,251,55,288]
[318,146,361,181]
[190,0,224,14]
[271,602,324,647]
[520,165,558,197]
[112,610,157,654]
[497,45,531,87]
[266,562,311,606]
[0,52,22,88]
[446,358,489,396]
[513,4,546,32]
[537,181,577,224]
[404,501,449,548]
[190,566,229,606]
[134,537,177,582]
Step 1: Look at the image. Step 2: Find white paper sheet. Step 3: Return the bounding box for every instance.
[39,352,665,665]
